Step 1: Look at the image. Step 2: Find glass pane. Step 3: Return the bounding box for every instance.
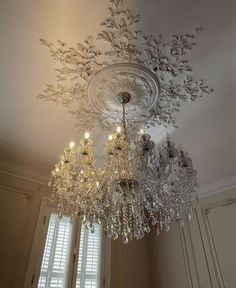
[76,224,102,288]
[37,213,72,288]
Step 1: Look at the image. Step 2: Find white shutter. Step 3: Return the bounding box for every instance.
[76,224,102,288]
[37,213,72,288]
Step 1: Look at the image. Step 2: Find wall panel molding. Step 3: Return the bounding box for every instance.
[148,189,236,288]
[194,208,215,288]
[179,225,194,288]
[0,166,49,288]
[184,218,202,288]
[5,192,33,288]
[200,197,236,288]
[203,197,236,215]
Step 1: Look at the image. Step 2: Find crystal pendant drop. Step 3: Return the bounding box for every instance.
[188,213,192,221]
[122,235,129,244]
[112,232,118,240]
[179,219,184,228]
[165,224,170,232]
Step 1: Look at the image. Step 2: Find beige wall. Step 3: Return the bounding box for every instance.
[111,238,150,288]
[0,171,50,288]
[0,167,150,288]
[0,150,235,288]
[147,188,236,288]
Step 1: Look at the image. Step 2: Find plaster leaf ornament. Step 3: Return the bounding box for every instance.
[38,0,213,131]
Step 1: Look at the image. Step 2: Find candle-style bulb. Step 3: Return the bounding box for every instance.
[84,132,90,140]
[108,134,113,141]
[139,128,145,135]
[116,126,122,134]
[69,141,75,148]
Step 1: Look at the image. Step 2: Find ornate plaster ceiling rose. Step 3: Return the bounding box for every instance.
[88,63,160,124]
[38,0,213,131]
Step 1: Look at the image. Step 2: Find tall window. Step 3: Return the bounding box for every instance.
[37,214,72,288]
[76,224,102,288]
[37,213,103,288]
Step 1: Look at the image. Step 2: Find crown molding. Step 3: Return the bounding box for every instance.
[0,141,52,186]
[0,164,49,186]
[198,169,236,198]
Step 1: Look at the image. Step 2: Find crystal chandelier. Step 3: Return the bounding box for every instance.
[49,92,197,243]
[39,0,213,243]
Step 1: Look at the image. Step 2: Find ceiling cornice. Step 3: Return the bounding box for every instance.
[198,169,236,198]
[0,165,49,186]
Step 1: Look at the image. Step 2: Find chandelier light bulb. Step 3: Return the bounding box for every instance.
[108,134,113,141]
[84,132,90,139]
[139,128,145,135]
[55,167,59,172]
[69,141,75,148]
[116,126,122,134]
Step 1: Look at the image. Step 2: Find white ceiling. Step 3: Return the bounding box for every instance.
[0,0,235,192]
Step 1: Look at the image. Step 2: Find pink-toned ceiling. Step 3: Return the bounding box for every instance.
[0,0,235,193]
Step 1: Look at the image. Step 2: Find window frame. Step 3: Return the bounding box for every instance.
[25,197,111,288]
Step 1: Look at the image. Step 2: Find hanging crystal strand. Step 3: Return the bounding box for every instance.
[122,202,129,244]
[136,197,145,239]
[128,204,133,240]
[143,213,151,234]
[132,201,139,240]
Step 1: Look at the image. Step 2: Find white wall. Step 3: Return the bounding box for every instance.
[147,188,236,288]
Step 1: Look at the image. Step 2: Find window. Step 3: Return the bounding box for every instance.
[76,224,102,288]
[25,199,110,288]
[37,214,72,288]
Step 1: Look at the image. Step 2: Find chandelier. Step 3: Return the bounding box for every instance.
[40,0,213,243]
[49,92,197,243]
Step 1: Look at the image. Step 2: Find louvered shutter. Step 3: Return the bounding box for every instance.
[76,224,102,288]
[37,213,72,288]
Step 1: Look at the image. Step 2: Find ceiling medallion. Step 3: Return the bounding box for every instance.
[88,63,160,125]
[39,0,213,130]
[40,0,213,243]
